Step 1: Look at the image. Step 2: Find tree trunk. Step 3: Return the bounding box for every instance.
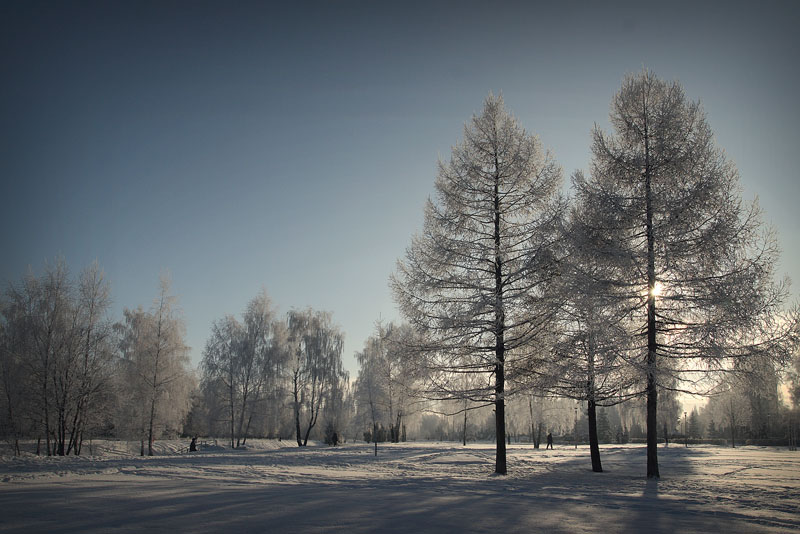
[148,395,157,456]
[229,382,236,448]
[494,360,506,474]
[293,370,303,447]
[588,399,603,473]
[644,112,660,479]
[493,173,507,475]
[462,407,467,446]
[241,413,253,447]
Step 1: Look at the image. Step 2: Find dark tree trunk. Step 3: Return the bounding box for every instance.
[644,113,660,479]
[493,171,507,475]
[462,407,467,446]
[294,370,303,447]
[494,359,506,474]
[588,399,603,472]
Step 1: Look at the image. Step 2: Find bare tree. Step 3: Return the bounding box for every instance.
[202,315,242,448]
[0,260,115,456]
[354,322,421,445]
[529,209,640,472]
[577,70,798,477]
[117,277,192,455]
[66,263,114,455]
[201,290,281,448]
[392,94,565,474]
[288,309,346,446]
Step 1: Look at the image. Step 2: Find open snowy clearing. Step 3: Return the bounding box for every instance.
[1,441,798,533]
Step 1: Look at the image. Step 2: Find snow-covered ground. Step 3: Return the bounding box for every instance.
[1,441,798,533]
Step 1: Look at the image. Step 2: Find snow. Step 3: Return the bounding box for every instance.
[1,441,798,533]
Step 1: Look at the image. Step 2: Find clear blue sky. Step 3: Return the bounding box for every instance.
[2,0,798,375]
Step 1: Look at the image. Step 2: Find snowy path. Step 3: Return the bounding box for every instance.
[1,442,798,533]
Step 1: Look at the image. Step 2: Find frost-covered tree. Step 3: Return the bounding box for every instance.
[529,208,639,471]
[688,407,702,439]
[354,322,421,444]
[0,300,27,455]
[201,290,281,448]
[354,331,386,444]
[392,94,565,474]
[66,262,115,455]
[117,277,193,455]
[287,309,346,447]
[1,259,115,456]
[578,70,797,477]
[790,343,800,409]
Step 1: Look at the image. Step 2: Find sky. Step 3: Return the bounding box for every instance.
[1,0,798,376]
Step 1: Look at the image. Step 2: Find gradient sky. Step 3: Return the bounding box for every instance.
[2,0,798,375]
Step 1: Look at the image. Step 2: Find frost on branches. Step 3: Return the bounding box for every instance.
[576,70,797,478]
[392,94,566,474]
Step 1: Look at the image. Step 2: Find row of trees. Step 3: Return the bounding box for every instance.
[391,71,798,477]
[0,261,194,456]
[0,265,354,455]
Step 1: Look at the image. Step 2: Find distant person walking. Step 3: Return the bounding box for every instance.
[189,437,197,452]
[546,432,553,450]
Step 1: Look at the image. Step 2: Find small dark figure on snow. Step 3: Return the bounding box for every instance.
[332,432,339,447]
[189,437,197,452]
[546,432,553,450]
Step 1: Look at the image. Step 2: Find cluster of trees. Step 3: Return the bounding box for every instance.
[191,294,349,449]
[352,322,418,445]
[391,71,798,477]
[0,261,194,456]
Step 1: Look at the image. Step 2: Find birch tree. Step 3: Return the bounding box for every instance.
[392,94,566,474]
[578,70,798,477]
[201,290,281,448]
[2,259,115,456]
[288,309,346,446]
[118,277,192,455]
[354,322,421,444]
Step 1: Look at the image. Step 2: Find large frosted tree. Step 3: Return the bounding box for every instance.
[578,70,797,478]
[392,94,565,474]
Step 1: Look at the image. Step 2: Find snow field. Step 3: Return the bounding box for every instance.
[1,442,798,533]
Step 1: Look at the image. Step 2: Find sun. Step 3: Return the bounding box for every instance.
[650,282,664,298]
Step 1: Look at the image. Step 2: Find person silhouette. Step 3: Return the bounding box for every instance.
[546,432,553,450]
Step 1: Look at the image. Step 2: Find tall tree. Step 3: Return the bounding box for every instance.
[392,94,565,474]
[577,70,797,477]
